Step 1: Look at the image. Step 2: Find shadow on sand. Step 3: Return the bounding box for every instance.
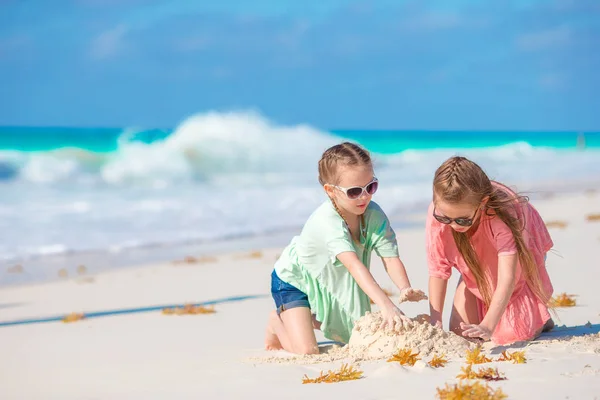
[0,302,28,310]
[536,322,600,339]
[316,340,346,353]
[487,323,600,354]
[0,294,268,328]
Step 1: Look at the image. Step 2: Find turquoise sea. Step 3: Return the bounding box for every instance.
[1,111,599,279]
[1,125,598,153]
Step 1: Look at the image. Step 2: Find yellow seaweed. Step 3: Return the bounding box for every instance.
[465,346,492,365]
[544,220,568,229]
[302,364,363,384]
[586,213,600,222]
[549,293,577,307]
[162,304,216,315]
[457,364,506,381]
[428,354,449,368]
[387,348,421,366]
[436,381,507,400]
[496,350,526,364]
[62,313,85,323]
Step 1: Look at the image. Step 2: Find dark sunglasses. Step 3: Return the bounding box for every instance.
[433,207,478,227]
[332,178,379,200]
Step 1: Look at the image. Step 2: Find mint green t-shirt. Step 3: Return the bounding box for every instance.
[274,199,399,343]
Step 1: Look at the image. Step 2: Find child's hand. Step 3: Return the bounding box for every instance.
[429,318,443,329]
[460,322,492,341]
[398,287,428,304]
[380,305,413,332]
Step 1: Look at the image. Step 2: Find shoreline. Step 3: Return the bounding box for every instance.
[2,179,599,289]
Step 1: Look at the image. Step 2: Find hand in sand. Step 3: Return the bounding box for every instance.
[429,318,443,329]
[398,288,428,304]
[380,305,413,332]
[460,322,492,341]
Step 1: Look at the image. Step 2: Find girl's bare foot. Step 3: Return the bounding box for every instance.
[264,311,283,350]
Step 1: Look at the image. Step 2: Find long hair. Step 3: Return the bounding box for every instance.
[433,156,550,307]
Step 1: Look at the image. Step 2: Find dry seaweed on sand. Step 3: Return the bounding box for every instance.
[162,304,216,315]
[234,250,263,259]
[495,350,526,364]
[387,348,421,366]
[302,363,363,384]
[544,220,568,229]
[428,354,448,368]
[465,346,492,365]
[457,364,507,381]
[62,313,85,323]
[436,381,507,400]
[586,213,600,222]
[7,264,24,273]
[173,255,218,265]
[549,293,577,307]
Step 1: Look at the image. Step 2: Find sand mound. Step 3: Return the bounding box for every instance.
[253,312,474,364]
[347,311,474,360]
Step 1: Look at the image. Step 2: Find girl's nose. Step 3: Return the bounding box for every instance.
[451,223,467,232]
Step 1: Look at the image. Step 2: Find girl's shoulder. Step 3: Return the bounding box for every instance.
[364,201,391,225]
[303,200,346,230]
[365,200,386,215]
[491,180,516,195]
[303,199,392,233]
[489,181,539,220]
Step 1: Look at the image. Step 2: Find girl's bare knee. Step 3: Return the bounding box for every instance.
[294,344,319,355]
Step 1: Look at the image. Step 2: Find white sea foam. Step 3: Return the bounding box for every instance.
[0,111,599,263]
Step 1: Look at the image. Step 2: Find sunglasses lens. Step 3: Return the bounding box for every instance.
[434,214,452,224]
[366,181,378,195]
[346,188,363,199]
[455,219,472,227]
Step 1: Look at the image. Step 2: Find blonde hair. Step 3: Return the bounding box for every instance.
[318,142,372,237]
[433,156,550,307]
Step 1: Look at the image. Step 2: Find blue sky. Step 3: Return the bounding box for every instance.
[0,0,598,130]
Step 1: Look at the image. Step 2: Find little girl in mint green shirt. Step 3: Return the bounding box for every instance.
[265,142,425,354]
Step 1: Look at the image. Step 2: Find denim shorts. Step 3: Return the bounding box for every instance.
[271,269,310,315]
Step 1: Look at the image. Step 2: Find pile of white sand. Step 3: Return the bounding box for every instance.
[254,311,474,364]
[347,311,474,360]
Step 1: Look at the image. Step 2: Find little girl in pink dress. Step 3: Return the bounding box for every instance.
[426,156,555,345]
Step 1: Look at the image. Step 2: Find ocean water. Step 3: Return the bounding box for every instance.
[1,110,599,267]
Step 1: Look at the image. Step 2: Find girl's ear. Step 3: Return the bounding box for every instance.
[324,184,336,198]
[481,195,490,207]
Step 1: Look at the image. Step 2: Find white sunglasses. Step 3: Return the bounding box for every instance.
[330,178,379,200]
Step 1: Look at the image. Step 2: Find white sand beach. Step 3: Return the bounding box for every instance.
[1,190,599,399]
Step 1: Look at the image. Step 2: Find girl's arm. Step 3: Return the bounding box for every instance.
[338,252,397,308]
[381,257,411,291]
[429,276,448,327]
[462,253,517,339]
[337,252,411,329]
[382,257,428,303]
